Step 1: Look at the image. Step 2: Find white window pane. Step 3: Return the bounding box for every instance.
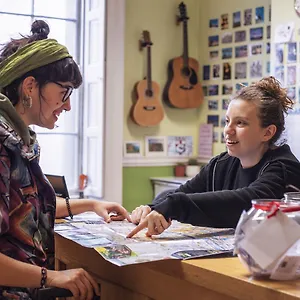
[0,15,32,44]
[89,0,100,11]
[0,0,32,14]
[38,134,78,190]
[34,0,77,19]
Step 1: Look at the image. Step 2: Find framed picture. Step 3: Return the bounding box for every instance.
[167,136,193,157]
[145,136,167,157]
[123,141,142,157]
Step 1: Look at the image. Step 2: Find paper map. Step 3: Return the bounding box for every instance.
[55,212,235,266]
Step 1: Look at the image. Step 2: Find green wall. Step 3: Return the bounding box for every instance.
[123,166,173,212]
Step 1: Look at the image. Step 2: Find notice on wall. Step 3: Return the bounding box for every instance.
[198,123,213,158]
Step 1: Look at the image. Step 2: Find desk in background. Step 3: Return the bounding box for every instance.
[150,176,191,197]
[55,234,300,300]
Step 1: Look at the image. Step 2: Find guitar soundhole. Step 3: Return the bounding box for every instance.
[143,106,156,111]
[145,89,153,97]
[181,67,191,77]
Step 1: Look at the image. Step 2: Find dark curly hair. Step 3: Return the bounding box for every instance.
[0,20,82,105]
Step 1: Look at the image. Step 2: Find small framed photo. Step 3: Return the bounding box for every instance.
[145,136,167,157]
[123,141,142,157]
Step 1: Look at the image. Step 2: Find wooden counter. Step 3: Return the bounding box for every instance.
[55,233,300,300]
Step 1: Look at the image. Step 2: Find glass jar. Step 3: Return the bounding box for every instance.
[234,199,300,278]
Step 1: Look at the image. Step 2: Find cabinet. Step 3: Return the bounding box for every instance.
[150,177,191,197]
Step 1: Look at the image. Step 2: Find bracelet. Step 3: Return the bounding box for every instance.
[40,267,47,288]
[65,197,73,219]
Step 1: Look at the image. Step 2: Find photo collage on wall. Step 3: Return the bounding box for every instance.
[203,5,271,144]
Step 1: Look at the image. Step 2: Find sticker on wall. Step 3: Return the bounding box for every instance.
[221,32,233,44]
[235,62,247,79]
[233,11,241,28]
[222,48,232,59]
[208,35,219,47]
[244,8,252,26]
[209,18,219,28]
[221,14,229,30]
[287,43,297,63]
[235,30,246,43]
[223,63,232,80]
[167,136,193,157]
[250,27,263,40]
[255,6,264,24]
[250,60,262,78]
[213,64,220,79]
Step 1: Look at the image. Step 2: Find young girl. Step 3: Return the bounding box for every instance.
[128,77,300,238]
[0,20,130,299]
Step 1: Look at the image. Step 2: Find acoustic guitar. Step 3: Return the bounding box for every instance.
[131,30,164,127]
[163,2,204,109]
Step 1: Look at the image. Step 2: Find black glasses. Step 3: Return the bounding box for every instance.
[52,81,74,103]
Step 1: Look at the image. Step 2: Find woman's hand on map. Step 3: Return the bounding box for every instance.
[131,205,151,224]
[127,210,171,238]
[93,201,131,223]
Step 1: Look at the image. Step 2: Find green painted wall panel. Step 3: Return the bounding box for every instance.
[123,166,173,212]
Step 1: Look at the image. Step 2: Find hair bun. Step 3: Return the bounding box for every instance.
[31,20,50,39]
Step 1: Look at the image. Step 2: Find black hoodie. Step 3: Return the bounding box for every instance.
[152,145,300,228]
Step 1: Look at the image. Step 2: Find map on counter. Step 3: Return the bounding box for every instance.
[55,212,235,266]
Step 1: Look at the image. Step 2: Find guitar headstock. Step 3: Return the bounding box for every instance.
[139,30,153,50]
[176,2,189,24]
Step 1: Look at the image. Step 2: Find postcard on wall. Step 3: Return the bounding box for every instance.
[275,65,284,85]
[266,42,271,54]
[244,8,252,26]
[223,63,231,80]
[221,14,229,30]
[233,11,241,28]
[208,84,219,96]
[235,62,247,79]
[221,32,233,44]
[222,84,233,95]
[208,100,218,110]
[267,25,271,39]
[255,6,264,24]
[198,124,213,158]
[212,64,220,79]
[287,42,297,63]
[235,45,248,58]
[203,65,210,80]
[123,141,142,157]
[250,60,262,78]
[235,30,246,43]
[167,136,193,157]
[250,27,263,41]
[222,99,229,110]
[222,48,232,59]
[274,22,294,43]
[287,87,296,100]
[209,50,219,59]
[213,131,219,143]
[250,44,263,56]
[209,35,219,47]
[209,18,218,28]
[287,66,296,86]
[275,43,284,64]
[207,115,219,128]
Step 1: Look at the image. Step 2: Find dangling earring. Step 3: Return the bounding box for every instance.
[23,95,32,108]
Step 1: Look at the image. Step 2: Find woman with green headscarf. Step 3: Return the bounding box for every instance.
[0,20,130,300]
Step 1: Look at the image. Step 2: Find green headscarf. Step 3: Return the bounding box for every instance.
[0,38,72,89]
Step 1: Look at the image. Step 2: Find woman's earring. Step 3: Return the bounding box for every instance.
[23,95,32,108]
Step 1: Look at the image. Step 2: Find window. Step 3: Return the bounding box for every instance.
[0,0,124,203]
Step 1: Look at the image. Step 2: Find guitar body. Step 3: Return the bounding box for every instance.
[164,56,204,109]
[131,79,164,127]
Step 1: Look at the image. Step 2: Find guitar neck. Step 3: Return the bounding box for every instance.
[182,20,189,67]
[146,46,152,91]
